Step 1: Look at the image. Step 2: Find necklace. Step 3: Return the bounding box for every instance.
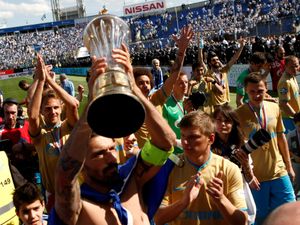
[171,94,184,115]
[247,102,267,129]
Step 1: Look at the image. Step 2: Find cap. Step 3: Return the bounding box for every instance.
[3,98,19,105]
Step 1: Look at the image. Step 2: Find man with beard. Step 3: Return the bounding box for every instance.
[206,39,245,110]
[270,46,286,93]
[50,44,176,225]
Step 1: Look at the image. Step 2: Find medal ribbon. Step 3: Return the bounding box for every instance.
[247,103,267,129]
[171,94,184,116]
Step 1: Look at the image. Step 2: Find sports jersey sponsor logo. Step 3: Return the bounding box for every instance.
[279,88,288,95]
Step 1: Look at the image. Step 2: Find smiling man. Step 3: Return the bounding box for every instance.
[28,55,79,212]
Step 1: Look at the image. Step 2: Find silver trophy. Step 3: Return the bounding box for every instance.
[83,14,145,138]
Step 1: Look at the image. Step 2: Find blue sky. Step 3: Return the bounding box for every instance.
[0,0,203,28]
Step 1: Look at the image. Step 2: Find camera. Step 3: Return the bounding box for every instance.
[241,128,271,154]
[229,129,271,166]
[188,91,207,109]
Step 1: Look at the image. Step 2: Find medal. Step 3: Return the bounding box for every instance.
[262,143,269,151]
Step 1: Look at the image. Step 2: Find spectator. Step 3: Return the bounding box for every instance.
[211,103,258,224]
[59,73,75,97]
[151,58,164,90]
[0,98,31,149]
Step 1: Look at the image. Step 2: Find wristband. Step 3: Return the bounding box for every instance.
[141,140,174,166]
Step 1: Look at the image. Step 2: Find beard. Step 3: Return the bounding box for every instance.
[87,163,124,189]
[211,62,221,70]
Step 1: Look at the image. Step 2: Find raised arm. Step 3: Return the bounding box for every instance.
[225,38,245,70]
[162,25,194,96]
[55,57,107,225]
[45,71,79,127]
[28,55,45,138]
[112,44,176,151]
[197,33,207,71]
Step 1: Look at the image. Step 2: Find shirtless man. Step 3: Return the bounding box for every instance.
[50,44,176,225]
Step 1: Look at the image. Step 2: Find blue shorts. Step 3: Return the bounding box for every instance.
[251,175,295,225]
[283,118,295,134]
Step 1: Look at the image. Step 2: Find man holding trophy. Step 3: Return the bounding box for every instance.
[50,15,176,225]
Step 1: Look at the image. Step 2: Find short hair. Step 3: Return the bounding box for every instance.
[41,89,60,107]
[133,67,154,88]
[249,52,266,64]
[244,72,266,88]
[152,58,160,66]
[13,182,43,212]
[3,98,18,106]
[60,73,67,79]
[179,111,215,136]
[192,62,205,71]
[285,55,299,66]
[18,80,29,90]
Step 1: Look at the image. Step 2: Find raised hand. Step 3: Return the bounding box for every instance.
[88,56,107,100]
[172,25,194,51]
[112,43,133,77]
[35,54,46,82]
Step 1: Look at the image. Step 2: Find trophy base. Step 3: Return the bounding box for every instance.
[87,92,145,138]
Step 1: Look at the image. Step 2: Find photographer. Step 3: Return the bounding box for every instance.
[0,98,31,149]
[236,72,295,225]
[212,104,258,225]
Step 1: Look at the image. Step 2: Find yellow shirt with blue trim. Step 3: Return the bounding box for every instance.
[235,101,287,182]
[162,153,246,225]
[277,72,300,118]
[206,67,230,106]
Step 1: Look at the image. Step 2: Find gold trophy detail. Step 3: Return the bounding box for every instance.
[83,14,145,138]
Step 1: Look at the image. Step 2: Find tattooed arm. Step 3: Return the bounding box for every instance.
[54,57,107,225]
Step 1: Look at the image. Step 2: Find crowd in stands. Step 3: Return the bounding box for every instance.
[1,1,300,224]
[0,0,299,71]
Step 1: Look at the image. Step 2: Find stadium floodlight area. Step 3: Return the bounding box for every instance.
[51,0,85,21]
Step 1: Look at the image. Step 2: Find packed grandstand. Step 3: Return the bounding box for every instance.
[0,0,299,71]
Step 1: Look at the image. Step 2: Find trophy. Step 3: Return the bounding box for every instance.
[83,15,145,138]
